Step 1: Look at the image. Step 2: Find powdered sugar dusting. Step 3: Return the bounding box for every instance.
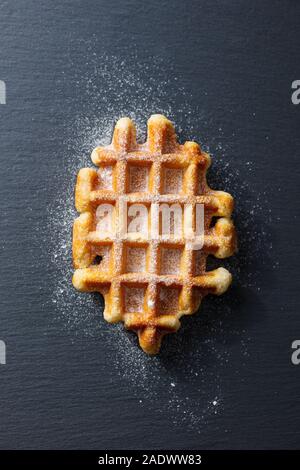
[160,247,182,275]
[46,48,275,432]
[129,165,149,192]
[96,166,113,189]
[124,286,146,313]
[126,246,146,273]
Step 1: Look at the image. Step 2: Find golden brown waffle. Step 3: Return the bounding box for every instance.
[72,114,237,354]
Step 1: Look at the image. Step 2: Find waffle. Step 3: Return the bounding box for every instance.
[72,115,237,354]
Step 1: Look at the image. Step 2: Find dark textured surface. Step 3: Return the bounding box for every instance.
[0,0,300,450]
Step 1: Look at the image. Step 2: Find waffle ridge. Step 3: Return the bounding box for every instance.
[72,114,237,354]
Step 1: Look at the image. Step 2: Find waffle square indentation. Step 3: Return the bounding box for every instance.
[159,247,183,275]
[125,246,147,273]
[124,285,146,313]
[158,285,181,314]
[127,203,149,237]
[127,164,150,193]
[95,202,116,236]
[162,167,183,194]
[192,250,206,276]
[96,165,114,190]
[92,245,111,271]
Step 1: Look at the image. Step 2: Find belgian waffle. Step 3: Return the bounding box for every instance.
[72,115,237,354]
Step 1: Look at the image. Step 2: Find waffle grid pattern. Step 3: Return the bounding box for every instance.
[73,115,236,354]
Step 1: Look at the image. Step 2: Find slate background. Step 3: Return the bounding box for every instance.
[0,0,299,449]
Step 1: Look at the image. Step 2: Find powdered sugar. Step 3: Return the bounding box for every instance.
[96,166,113,189]
[46,48,275,432]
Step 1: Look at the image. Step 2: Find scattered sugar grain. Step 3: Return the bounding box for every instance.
[44,48,278,433]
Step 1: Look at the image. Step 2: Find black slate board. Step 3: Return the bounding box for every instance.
[0,0,300,450]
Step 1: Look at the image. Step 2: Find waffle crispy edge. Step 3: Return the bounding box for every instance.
[72,115,237,354]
